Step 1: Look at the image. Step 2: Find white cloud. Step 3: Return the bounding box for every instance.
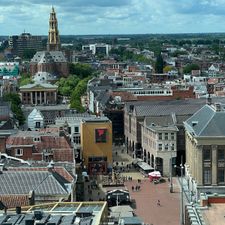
[1,0,225,35]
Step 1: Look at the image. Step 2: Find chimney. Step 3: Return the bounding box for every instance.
[16,206,21,214]
[192,121,198,127]
[0,163,5,174]
[29,190,35,206]
[47,160,55,172]
[207,94,212,105]
[129,105,134,112]
[214,103,222,112]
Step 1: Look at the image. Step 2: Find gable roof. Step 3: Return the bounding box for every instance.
[8,166,74,183]
[6,133,72,152]
[0,170,69,196]
[20,82,58,90]
[184,104,225,137]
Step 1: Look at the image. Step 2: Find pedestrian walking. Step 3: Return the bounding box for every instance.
[132,186,134,191]
[157,200,161,206]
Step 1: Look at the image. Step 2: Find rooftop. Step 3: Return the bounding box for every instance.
[1,202,107,225]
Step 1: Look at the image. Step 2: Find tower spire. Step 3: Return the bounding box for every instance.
[47,7,60,51]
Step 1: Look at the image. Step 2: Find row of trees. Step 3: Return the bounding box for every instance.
[57,63,97,112]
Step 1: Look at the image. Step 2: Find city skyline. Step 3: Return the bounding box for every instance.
[1,0,225,35]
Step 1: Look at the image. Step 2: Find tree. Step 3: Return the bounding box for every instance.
[56,75,80,96]
[69,63,94,79]
[155,53,164,73]
[3,93,25,125]
[19,73,33,86]
[183,64,200,74]
[22,49,36,60]
[70,76,92,112]
[163,65,173,73]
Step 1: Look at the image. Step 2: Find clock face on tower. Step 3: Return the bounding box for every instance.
[95,129,107,143]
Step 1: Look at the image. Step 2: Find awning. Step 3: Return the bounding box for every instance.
[137,161,154,171]
[148,171,161,177]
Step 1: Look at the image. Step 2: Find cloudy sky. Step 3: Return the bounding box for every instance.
[1,0,225,35]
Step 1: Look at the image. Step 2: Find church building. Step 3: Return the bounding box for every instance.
[30,7,69,77]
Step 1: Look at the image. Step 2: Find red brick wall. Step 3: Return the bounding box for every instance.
[137,86,195,101]
[9,147,33,160]
[208,197,225,204]
[0,137,6,153]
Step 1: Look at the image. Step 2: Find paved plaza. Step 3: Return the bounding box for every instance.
[125,177,181,225]
[82,145,182,224]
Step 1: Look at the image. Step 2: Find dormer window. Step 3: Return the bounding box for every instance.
[33,137,41,142]
[15,148,23,156]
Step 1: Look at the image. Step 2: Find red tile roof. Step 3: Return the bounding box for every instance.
[6,136,71,151]
[6,134,73,162]
[0,194,30,209]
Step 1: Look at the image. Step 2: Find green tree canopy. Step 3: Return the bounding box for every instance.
[183,64,200,74]
[163,65,174,73]
[22,49,36,60]
[56,75,80,96]
[155,53,164,73]
[70,76,92,112]
[19,73,33,86]
[69,63,94,79]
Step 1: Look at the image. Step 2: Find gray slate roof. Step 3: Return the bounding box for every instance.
[31,51,67,63]
[125,98,225,115]
[135,103,204,117]
[20,82,58,89]
[0,171,68,195]
[184,104,225,137]
[145,115,174,126]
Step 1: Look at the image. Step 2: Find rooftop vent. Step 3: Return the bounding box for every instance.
[192,121,198,127]
[214,103,222,112]
[129,105,134,112]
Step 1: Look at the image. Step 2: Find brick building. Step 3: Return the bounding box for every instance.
[29,7,69,77]
[5,129,73,162]
[30,51,69,77]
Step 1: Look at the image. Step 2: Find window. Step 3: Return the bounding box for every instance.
[165,133,168,140]
[203,168,211,185]
[218,168,225,184]
[74,126,79,133]
[171,143,175,151]
[203,148,211,161]
[68,127,71,134]
[218,148,225,161]
[15,149,23,156]
[158,144,162,151]
[35,122,41,128]
[158,133,162,140]
[171,133,175,140]
[73,136,81,144]
[165,144,169,151]
[33,137,40,142]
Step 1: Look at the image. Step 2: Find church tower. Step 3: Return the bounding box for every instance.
[47,7,61,51]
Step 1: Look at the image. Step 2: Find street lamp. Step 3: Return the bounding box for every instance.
[170,153,173,193]
[174,163,184,225]
[166,143,174,193]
